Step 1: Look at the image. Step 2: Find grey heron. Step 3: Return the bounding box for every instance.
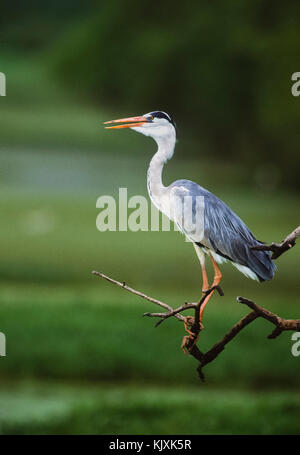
[104,111,276,325]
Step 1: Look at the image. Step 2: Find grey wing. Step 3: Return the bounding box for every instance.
[170,180,276,282]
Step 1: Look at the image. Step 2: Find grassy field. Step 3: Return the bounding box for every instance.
[1,381,300,435]
[0,53,299,434]
[0,280,299,385]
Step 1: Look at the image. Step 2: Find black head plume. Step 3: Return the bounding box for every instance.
[149,111,176,129]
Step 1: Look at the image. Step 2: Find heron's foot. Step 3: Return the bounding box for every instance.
[182,316,202,353]
[183,315,196,336]
[181,335,190,354]
[181,332,200,354]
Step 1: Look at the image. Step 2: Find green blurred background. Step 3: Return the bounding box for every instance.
[0,1,299,434]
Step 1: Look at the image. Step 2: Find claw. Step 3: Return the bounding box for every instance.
[181,335,190,354]
[181,316,201,354]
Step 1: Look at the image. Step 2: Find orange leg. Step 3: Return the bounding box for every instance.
[184,245,211,336]
[193,243,209,294]
[201,262,209,294]
[199,252,222,322]
[182,247,223,354]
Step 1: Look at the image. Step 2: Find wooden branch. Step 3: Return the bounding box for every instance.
[92,270,214,374]
[251,226,300,259]
[92,228,299,381]
[197,310,259,379]
[143,302,196,328]
[237,296,300,338]
[93,269,300,381]
[196,296,300,378]
[143,284,223,327]
[92,271,184,322]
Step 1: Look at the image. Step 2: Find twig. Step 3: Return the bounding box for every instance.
[92,270,217,378]
[143,286,221,328]
[143,302,196,327]
[92,270,185,322]
[251,226,300,259]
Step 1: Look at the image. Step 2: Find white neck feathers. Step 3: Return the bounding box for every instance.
[147,131,176,210]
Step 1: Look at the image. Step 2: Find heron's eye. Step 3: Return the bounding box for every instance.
[149,115,154,121]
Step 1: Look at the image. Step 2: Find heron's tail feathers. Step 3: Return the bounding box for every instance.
[244,245,276,282]
[200,240,276,282]
[210,242,276,282]
[231,262,261,281]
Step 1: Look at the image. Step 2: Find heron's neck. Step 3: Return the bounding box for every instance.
[147,133,176,210]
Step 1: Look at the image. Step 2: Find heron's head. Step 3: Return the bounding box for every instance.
[104,111,176,142]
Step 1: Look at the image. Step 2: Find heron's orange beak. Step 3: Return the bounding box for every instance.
[104,116,148,129]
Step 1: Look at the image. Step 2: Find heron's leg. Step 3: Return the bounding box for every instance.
[210,251,223,286]
[199,252,222,322]
[193,244,209,293]
[182,245,210,338]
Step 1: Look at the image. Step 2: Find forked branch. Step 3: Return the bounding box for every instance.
[92,226,299,381]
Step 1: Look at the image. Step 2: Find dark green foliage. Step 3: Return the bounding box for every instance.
[51,1,300,189]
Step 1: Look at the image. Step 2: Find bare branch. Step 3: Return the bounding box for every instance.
[144,302,196,327]
[237,296,300,337]
[93,268,300,381]
[196,296,300,379]
[251,225,300,259]
[197,310,259,378]
[92,270,185,322]
[92,226,299,381]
